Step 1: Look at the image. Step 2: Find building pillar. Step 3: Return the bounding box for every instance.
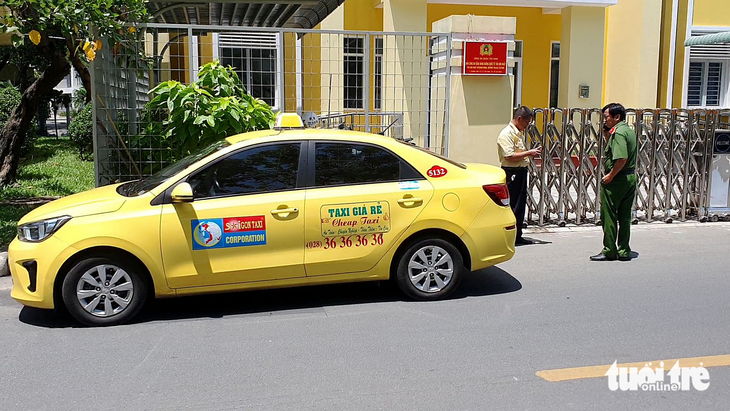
[320,4,345,116]
[432,15,517,166]
[382,0,428,143]
[604,0,662,108]
[559,6,606,108]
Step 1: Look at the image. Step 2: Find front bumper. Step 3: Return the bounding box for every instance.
[461,204,516,271]
[8,236,76,309]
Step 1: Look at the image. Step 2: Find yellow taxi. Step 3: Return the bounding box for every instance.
[8,114,516,326]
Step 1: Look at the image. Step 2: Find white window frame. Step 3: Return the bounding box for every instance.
[343,36,365,110]
[549,41,560,108]
[686,60,728,108]
[683,24,730,108]
[374,37,383,111]
[213,32,282,111]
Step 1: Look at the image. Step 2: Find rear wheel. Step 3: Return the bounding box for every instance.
[395,238,463,300]
[61,257,148,326]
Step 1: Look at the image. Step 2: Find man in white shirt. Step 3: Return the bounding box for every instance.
[496,106,541,245]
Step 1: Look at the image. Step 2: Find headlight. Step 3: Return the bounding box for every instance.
[17,216,72,243]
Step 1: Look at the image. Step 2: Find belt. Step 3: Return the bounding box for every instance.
[501,166,528,171]
[617,168,635,176]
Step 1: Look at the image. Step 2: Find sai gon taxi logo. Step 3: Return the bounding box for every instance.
[605,361,710,392]
[193,221,223,248]
[480,43,493,56]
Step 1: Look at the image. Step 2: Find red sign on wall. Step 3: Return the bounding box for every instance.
[462,41,508,75]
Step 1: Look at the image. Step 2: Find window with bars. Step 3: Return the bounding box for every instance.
[217,33,278,108]
[344,37,364,109]
[687,61,725,107]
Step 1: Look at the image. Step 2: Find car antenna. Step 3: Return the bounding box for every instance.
[378,119,399,135]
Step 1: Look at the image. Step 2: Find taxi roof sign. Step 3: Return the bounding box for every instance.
[274,113,304,129]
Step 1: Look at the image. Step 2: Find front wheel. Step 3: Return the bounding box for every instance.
[395,238,463,300]
[61,257,148,326]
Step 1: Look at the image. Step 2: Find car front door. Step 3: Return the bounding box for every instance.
[303,141,433,276]
[160,142,306,288]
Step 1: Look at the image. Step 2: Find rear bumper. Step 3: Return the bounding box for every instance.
[461,204,516,271]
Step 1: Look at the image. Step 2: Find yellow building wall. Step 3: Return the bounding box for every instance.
[604,0,662,108]
[283,32,323,114]
[693,0,730,26]
[199,34,215,66]
[428,5,561,109]
[345,1,383,31]
[560,6,606,108]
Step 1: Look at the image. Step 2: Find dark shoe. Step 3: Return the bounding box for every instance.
[515,238,534,246]
[590,253,616,261]
[618,255,631,261]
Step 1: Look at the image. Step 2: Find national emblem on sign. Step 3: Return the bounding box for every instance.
[480,43,493,56]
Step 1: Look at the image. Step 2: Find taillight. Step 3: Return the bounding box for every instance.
[483,184,510,206]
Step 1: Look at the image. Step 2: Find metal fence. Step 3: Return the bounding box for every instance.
[91,24,451,185]
[525,108,730,225]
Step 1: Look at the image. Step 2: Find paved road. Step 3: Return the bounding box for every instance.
[1,222,730,410]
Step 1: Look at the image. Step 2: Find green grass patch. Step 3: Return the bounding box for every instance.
[0,137,94,248]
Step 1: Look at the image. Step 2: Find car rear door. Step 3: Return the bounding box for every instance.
[303,141,434,276]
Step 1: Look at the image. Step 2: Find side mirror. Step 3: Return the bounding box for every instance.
[171,183,194,203]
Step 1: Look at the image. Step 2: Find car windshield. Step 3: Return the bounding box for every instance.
[117,140,231,197]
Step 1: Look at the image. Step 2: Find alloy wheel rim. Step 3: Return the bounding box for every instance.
[407,245,454,293]
[76,264,134,318]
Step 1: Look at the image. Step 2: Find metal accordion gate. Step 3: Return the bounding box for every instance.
[524,108,729,225]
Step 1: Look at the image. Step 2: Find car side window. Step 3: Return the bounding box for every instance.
[314,142,418,187]
[188,143,301,199]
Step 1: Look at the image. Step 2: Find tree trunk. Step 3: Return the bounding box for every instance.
[67,38,92,104]
[53,109,59,139]
[0,47,70,185]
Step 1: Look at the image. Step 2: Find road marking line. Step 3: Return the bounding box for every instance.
[536,354,730,382]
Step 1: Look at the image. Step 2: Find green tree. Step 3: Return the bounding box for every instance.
[0,0,149,185]
[137,60,275,167]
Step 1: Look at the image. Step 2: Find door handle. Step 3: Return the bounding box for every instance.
[271,207,299,215]
[398,197,423,206]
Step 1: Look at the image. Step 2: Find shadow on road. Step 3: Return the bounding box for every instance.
[18,266,521,328]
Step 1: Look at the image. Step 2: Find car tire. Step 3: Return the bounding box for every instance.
[395,238,463,300]
[61,257,148,326]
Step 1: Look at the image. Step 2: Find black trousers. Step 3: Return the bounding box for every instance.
[502,166,528,240]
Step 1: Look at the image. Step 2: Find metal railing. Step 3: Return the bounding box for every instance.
[92,24,451,185]
[525,108,729,225]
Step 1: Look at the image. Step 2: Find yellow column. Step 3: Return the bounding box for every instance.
[604,0,662,108]
[383,0,428,144]
[432,15,516,166]
[559,6,606,108]
[320,4,345,115]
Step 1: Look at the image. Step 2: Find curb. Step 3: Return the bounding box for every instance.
[0,252,8,277]
[524,220,730,235]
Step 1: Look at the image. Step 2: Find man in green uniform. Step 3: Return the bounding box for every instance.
[591,103,637,261]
